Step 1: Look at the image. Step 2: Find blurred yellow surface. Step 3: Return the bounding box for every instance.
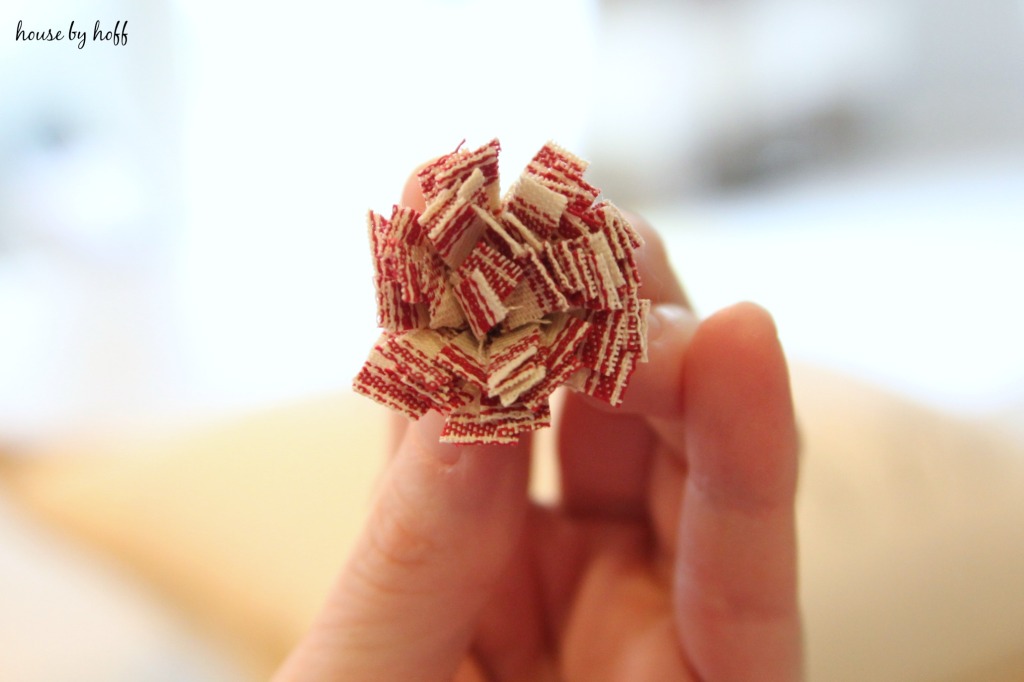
[3,367,1024,681]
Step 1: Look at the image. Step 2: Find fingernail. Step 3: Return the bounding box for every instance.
[648,304,697,345]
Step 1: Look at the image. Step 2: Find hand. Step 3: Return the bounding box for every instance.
[275,175,802,682]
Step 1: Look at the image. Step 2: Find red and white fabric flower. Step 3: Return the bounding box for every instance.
[353,139,650,444]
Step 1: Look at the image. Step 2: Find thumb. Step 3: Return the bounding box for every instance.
[276,411,531,681]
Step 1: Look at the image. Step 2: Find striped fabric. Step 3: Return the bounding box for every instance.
[354,140,650,444]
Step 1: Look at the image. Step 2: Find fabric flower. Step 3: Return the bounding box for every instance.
[353,139,649,444]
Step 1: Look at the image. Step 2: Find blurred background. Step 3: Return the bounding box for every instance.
[2,0,1023,679]
[3,0,1023,438]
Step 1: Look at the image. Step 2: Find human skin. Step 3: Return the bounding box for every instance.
[274,172,803,682]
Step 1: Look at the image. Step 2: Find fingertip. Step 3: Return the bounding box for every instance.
[686,302,792,426]
[684,301,798,509]
[395,410,533,519]
[646,302,699,346]
[405,410,447,454]
[627,213,691,308]
[401,166,427,212]
[693,301,781,359]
